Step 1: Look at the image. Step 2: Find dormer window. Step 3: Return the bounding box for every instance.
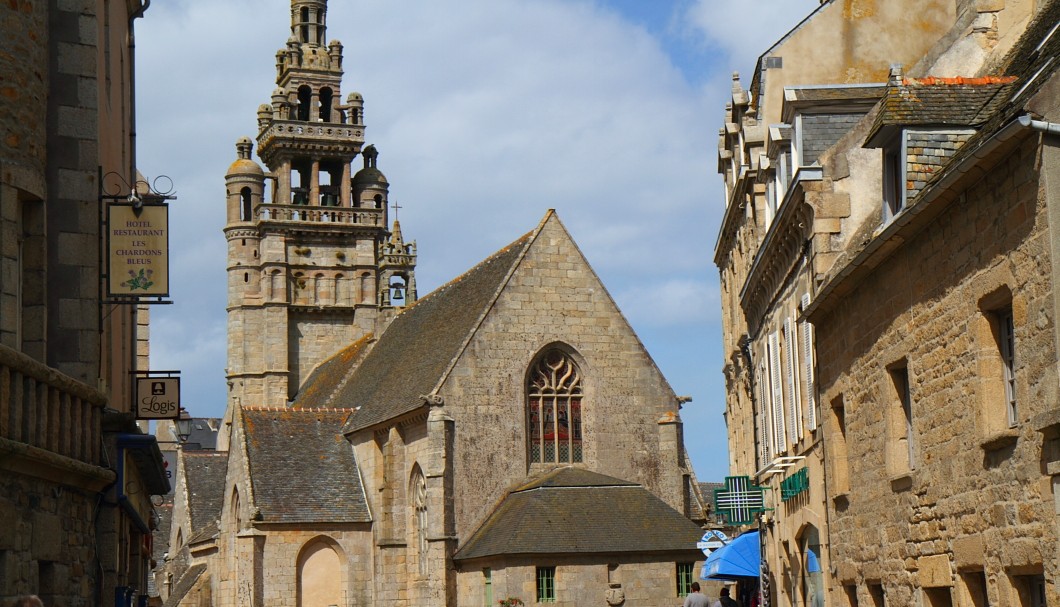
[882,135,906,223]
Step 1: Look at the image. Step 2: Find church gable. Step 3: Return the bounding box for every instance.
[399,211,690,537]
[241,407,369,523]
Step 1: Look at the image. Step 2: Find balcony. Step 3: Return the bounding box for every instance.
[0,343,112,489]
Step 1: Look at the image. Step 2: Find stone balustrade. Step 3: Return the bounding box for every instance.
[0,343,106,466]
[256,203,384,226]
[259,120,364,143]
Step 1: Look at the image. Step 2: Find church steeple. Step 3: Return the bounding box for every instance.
[291,0,327,46]
[222,0,417,410]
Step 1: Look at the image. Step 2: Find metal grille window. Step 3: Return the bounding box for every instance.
[528,349,583,464]
[676,563,694,597]
[536,566,556,603]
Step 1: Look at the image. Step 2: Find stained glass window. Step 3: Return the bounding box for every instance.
[528,349,583,464]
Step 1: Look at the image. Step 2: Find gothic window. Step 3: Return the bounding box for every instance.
[528,348,583,464]
[411,467,428,576]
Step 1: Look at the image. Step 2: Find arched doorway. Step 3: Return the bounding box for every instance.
[297,537,344,607]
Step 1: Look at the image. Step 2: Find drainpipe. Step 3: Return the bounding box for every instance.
[1019,115,1060,135]
[128,0,150,183]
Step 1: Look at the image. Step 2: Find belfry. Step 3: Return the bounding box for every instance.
[223,0,416,410]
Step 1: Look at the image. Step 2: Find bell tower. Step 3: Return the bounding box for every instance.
[223,0,417,411]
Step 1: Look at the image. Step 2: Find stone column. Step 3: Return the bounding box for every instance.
[277,159,292,206]
[310,160,320,206]
[425,395,456,607]
[340,161,352,208]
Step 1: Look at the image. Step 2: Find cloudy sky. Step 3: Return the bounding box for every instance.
[136,0,819,482]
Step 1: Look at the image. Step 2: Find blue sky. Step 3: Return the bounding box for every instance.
[136,0,819,482]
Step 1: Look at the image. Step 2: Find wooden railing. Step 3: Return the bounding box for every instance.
[0,343,106,466]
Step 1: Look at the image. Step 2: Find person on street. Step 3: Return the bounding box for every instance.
[712,587,739,607]
[684,582,711,607]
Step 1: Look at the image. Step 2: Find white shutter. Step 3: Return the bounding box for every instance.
[785,317,802,444]
[768,332,785,456]
[801,293,818,430]
[757,364,771,464]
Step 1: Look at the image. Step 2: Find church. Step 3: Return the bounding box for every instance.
[158,2,708,606]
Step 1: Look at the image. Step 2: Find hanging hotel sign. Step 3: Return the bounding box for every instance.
[107,203,169,297]
[135,375,180,420]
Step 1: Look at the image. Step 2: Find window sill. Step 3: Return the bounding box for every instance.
[889,472,913,491]
[979,429,1018,451]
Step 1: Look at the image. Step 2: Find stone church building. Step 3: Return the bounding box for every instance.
[158,2,707,606]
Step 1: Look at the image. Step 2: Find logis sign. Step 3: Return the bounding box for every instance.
[136,377,180,419]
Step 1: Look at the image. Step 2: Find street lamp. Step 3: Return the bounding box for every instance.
[175,410,193,445]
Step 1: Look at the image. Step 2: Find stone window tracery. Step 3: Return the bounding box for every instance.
[528,348,583,464]
[411,467,428,576]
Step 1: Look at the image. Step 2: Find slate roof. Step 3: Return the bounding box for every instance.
[339,230,533,432]
[865,75,1017,146]
[242,407,370,523]
[291,335,374,410]
[187,520,219,545]
[161,564,206,607]
[183,451,228,533]
[453,467,704,561]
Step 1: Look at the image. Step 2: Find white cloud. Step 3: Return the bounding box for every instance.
[135,0,813,481]
[683,0,822,78]
[614,278,719,328]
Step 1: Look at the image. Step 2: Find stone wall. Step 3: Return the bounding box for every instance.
[0,471,99,606]
[815,132,1058,605]
[0,0,48,358]
[442,217,688,537]
[454,555,709,607]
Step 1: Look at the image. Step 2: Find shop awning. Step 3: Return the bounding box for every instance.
[702,531,760,580]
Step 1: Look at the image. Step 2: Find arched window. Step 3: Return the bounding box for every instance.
[528,348,583,464]
[297,85,312,122]
[319,88,333,122]
[411,467,428,576]
[240,187,252,221]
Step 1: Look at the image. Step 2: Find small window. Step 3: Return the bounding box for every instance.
[1013,574,1046,607]
[844,585,860,607]
[887,363,915,474]
[960,571,989,607]
[997,307,1016,427]
[924,587,954,607]
[536,566,556,603]
[883,139,906,223]
[483,568,493,607]
[868,583,884,607]
[676,563,694,597]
